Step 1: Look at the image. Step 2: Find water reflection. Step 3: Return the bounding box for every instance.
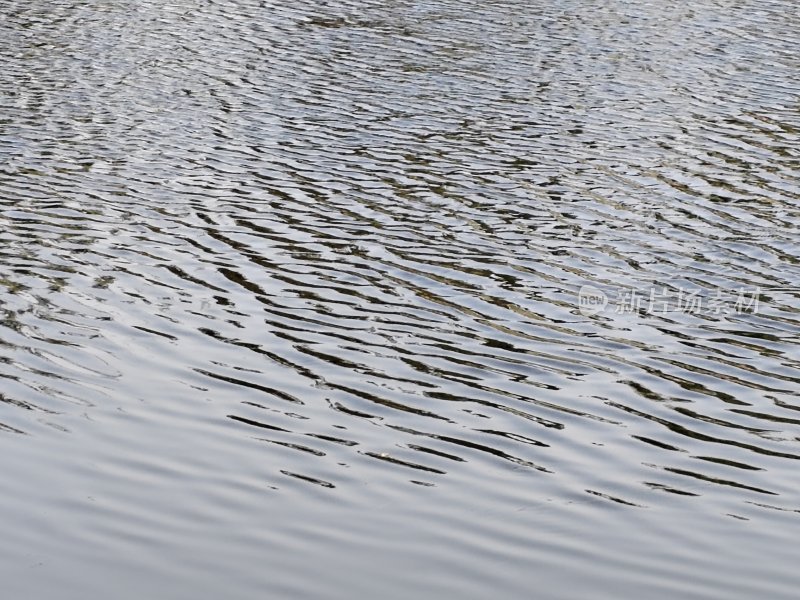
[1,0,799,598]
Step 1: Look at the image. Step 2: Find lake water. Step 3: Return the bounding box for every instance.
[1,0,799,598]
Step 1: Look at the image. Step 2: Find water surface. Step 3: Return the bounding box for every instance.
[1,1,799,598]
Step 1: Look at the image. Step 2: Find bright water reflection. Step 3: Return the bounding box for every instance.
[1,0,799,598]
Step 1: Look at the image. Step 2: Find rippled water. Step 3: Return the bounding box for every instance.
[1,0,799,597]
